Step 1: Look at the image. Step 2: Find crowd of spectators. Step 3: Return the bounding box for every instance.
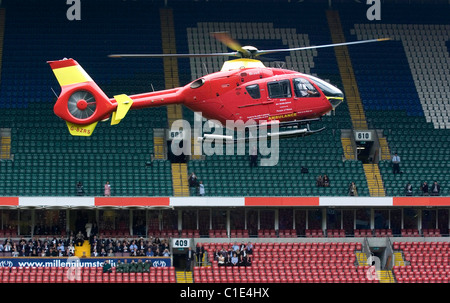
[0,231,171,258]
[0,235,76,257]
[90,235,170,257]
[404,181,441,196]
[211,241,253,267]
[316,174,330,188]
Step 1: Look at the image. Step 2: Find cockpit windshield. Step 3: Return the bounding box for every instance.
[305,75,344,99]
[293,78,320,97]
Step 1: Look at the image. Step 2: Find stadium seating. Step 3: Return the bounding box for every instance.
[392,241,450,283]
[400,229,420,237]
[2,2,446,198]
[353,229,373,237]
[196,241,373,283]
[0,1,172,197]
[374,229,393,237]
[0,265,177,283]
[339,4,450,197]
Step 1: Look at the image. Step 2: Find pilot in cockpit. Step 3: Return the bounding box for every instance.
[294,78,320,97]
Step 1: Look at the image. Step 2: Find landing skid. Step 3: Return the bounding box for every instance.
[198,122,325,144]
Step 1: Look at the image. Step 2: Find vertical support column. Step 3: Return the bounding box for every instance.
[274,209,279,232]
[226,209,230,238]
[322,208,327,234]
[129,209,133,236]
[370,208,374,230]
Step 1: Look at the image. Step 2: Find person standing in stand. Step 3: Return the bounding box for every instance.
[392,153,401,174]
[198,181,205,196]
[185,247,194,271]
[104,181,111,197]
[196,243,205,266]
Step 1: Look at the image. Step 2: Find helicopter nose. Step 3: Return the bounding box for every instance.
[328,96,344,109]
[305,75,344,109]
[327,86,344,109]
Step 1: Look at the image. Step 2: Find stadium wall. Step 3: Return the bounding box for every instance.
[0,196,449,208]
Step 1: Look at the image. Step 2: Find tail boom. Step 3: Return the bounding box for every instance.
[49,58,184,136]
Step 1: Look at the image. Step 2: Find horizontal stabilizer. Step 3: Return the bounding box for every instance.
[111,94,133,125]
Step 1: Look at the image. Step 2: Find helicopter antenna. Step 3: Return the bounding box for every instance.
[275,61,285,69]
[202,62,209,75]
[50,87,58,98]
[151,83,155,92]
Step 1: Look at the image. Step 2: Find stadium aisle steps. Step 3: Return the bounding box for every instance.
[160,7,194,196]
[172,163,189,196]
[153,136,166,159]
[74,240,91,258]
[341,137,355,160]
[377,270,395,283]
[176,271,193,283]
[356,252,368,266]
[378,137,391,161]
[326,10,368,130]
[393,252,406,266]
[363,164,385,196]
[0,130,11,159]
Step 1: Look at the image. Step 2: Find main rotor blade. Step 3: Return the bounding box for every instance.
[210,31,251,57]
[256,38,391,56]
[108,52,239,58]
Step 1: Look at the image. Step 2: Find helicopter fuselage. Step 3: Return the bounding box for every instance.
[181,67,338,126]
[49,58,344,136]
[126,66,342,126]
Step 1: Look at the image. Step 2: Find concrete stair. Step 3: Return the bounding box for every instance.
[74,240,91,258]
[393,252,406,266]
[341,137,355,160]
[153,135,166,160]
[176,270,194,283]
[377,270,396,283]
[378,137,391,161]
[363,163,385,196]
[327,10,368,130]
[356,252,369,266]
[172,163,189,197]
[0,131,11,160]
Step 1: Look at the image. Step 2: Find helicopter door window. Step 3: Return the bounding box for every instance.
[245,84,261,99]
[293,78,320,98]
[267,80,292,99]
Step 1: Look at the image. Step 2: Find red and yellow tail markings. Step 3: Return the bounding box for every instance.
[52,65,93,87]
[48,59,93,87]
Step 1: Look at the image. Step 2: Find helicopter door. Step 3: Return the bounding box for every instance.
[266,79,294,121]
[292,77,325,118]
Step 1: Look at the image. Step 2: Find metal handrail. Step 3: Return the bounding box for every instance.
[362,237,372,262]
[344,144,354,159]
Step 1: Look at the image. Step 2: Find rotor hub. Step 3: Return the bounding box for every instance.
[76,99,88,110]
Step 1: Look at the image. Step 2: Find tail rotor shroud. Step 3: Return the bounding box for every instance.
[67,90,97,120]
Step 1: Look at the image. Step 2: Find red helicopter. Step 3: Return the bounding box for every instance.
[48,32,389,141]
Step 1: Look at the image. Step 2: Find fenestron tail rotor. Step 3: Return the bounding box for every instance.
[67,90,97,120]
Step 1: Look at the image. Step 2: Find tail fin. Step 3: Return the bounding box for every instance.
[48,58,120,136]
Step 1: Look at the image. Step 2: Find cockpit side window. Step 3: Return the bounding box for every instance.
[245,84,261,99]
[268,79,292,98]
[293,78,320,98]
